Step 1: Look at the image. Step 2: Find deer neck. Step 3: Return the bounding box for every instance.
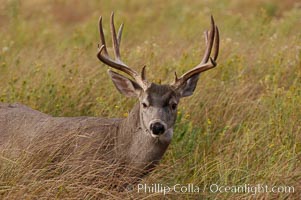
[120,103,141,136]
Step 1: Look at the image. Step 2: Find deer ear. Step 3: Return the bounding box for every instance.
[108,70,142,97]
[177,74,200,98]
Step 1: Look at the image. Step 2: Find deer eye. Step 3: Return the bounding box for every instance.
[142,102,149,108]
[170,102,177,110]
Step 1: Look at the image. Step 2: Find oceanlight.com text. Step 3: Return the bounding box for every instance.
[209,184,294,195]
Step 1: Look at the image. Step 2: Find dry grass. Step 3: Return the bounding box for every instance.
[0,0,301,199]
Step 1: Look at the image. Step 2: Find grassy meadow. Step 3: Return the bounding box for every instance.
[0,0,301,199]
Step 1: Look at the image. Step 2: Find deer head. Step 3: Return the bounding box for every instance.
[97,13,219,140]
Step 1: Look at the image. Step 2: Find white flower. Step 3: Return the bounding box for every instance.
[2,46,9,52]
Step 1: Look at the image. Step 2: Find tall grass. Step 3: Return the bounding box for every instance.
[0,0,300,199]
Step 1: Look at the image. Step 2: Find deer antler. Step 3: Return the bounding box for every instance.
[97,12,149,90]
[173,16,219,87]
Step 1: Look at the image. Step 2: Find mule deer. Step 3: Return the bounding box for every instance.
[0,13,219,181]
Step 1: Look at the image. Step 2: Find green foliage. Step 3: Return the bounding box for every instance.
[0,0,300,199]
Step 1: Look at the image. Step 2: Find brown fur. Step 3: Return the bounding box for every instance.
[0,102,170,178]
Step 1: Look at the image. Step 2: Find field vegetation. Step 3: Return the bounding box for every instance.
[0,0,300,199]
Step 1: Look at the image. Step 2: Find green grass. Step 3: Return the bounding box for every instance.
[0,0,301,199]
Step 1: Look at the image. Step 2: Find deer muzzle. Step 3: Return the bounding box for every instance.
[149,120,167,136]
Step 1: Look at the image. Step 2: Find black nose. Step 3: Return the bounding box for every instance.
[150,122,165,135]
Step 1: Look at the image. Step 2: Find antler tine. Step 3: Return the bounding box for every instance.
[141,65,146,80]
[97,13,149,90]
[200,15,215,64]
[174,72,178,82]
[98,16,108,56]
[173,16,219,87]
[213,26,219,61]
[110,12,122,61]
[117,23,124,49]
